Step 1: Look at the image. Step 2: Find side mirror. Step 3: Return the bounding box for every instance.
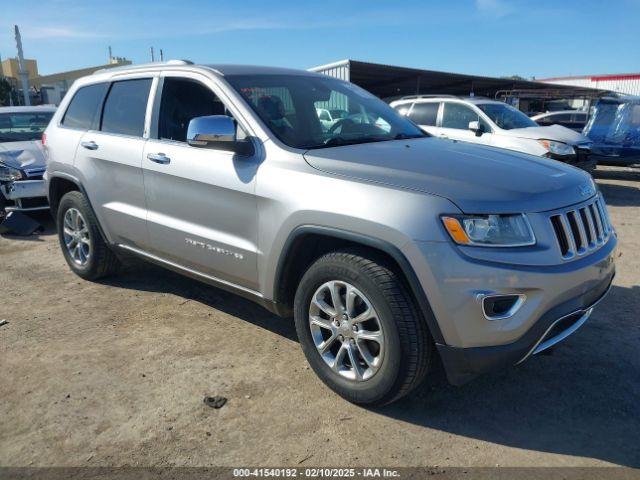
[187,115,253,155]
[468,120,484,137]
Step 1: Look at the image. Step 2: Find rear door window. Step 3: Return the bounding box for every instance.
[101,79,152,137]
[408,103,439,126]
[61,83,109,130]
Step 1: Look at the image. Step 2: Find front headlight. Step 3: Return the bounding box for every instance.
[442,214,536,247]
[538,139,575,156]
[0,162,24,181]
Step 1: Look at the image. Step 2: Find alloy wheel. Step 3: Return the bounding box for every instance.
[63,208,91,266]
[308,280,385,381]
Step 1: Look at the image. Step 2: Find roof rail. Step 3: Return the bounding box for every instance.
[400,94,458,100]
[93,59,194,75]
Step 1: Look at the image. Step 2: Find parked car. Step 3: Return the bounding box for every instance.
[44,62,615,405]
[531,110,589,132]
[0,106,56,214]
[391,96,596,171]
[316,108,349,131]
[583,96,640,166]
[316,108,389,133]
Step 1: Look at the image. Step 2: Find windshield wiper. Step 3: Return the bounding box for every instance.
[303,132,426,150]
[393,133,426,140]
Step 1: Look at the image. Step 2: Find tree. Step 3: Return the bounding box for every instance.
[0,78,16,106]
[501,75,528,81]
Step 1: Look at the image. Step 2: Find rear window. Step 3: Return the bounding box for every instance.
[61,83,109,130]
[408,102,439,126]
[101,79,152,137]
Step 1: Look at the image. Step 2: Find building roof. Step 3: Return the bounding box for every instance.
[310,59,600,100]
[540,73,640,82]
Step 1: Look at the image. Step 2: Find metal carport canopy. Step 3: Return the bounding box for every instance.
[309,59,591,100]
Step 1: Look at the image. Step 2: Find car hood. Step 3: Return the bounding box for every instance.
[503,125,591,145]
[303,138,594,214]
[0,140,46,170]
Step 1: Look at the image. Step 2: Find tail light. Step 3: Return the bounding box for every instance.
[41,133,46,145]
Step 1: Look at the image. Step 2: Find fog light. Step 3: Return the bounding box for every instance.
[479,294,526,320]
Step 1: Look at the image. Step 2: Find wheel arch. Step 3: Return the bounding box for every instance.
[273,225,445,344]
[48,174,81,219]
[48,173,109,243]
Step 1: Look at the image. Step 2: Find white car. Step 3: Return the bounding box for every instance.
[531,110,589,132]
[391,97,595,171]
[316,108,349,131]
[0,106,56,213]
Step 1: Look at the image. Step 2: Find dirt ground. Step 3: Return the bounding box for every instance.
[0,166,638,469]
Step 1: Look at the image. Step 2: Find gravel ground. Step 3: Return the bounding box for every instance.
[0,166,638,468]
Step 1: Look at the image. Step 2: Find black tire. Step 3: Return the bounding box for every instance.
[0,193,6,219]
[57,191,119,280]
[294,248,432,406]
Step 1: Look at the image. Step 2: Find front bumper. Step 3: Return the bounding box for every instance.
[437,273,613,385]
[408,231,616,385]
[0,180,49,212]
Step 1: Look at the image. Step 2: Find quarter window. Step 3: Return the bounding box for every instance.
[61,83,109,130]
[408,103,439,126]
[101,79,152,137]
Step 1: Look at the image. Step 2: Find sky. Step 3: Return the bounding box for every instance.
[1,0,639,79]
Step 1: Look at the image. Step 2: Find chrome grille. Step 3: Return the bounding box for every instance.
[550,196,611,259]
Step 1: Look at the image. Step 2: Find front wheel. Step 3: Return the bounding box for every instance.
[294,249,432,405]
[57,191,120,280]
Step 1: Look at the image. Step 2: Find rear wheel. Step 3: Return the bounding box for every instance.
[0,194,6,219]
[57,191,119,280]
[294,249,432,405]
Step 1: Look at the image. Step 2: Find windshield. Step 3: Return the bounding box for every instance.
[0,112,53,143]
[477,103,537,130]
[225,74,426,149]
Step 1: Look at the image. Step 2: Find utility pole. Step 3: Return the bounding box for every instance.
[159,49,164,62]
[108,45,113,63]
[14,25,31,106]
[150,46,155,62]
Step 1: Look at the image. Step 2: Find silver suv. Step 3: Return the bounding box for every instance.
[43,61,616,405]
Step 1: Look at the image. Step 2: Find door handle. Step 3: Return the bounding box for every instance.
[147,153,171,164]
[438,134,448,139]
[81,141,98,150]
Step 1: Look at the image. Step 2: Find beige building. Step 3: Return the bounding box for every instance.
[32,57,132,105]
[0,57,39,79]
[1,55,133,105]
[32,57,131,90]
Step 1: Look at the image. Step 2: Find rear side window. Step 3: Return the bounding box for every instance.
[61,83,109,130]
[101,79,152,137]
[409,103,439,126]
